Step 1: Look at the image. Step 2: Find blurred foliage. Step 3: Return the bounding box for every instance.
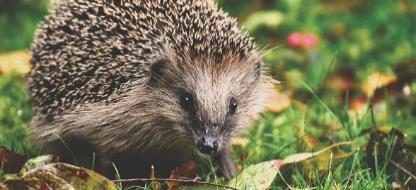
[0,73,32,154]
[220,0,416,85]
[0,0,49,52]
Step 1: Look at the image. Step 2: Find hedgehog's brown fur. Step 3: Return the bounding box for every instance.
[28,0,274,179]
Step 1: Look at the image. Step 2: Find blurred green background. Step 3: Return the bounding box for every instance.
[0,0,415,189]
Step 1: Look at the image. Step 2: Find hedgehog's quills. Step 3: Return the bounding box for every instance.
[28,0,275,179]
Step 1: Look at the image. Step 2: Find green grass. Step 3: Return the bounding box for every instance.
[238,97,414,189]
[0,73,33,155]
[0,0,415,189]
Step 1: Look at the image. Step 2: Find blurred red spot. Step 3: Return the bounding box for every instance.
[286,32,303,48]
[301,33,320,49]
[286,32,320,50]
[350,95,367,110]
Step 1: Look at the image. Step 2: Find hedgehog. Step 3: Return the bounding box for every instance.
[28,0,275,179]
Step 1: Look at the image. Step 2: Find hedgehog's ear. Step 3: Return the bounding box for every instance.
[150,59,170,82]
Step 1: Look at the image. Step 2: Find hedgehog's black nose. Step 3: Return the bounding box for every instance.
[197,136,218,155]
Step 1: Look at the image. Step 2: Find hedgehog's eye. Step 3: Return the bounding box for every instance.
[229,98,238,114]
[180,92,194,110]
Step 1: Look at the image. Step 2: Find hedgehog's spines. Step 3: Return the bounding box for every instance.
[29,0,256,118]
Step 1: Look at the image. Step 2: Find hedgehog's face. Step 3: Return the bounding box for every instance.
[147,52,268,155]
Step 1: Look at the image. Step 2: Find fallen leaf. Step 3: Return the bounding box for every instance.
[362,71,396,97]
[265,91,291,113]
[283,141,355,165]
[231,137,249,147]
[301,149,356,179]
[1,163,118,190]
[227,160,281,190]
[7,170,75,190]
[20,155,59,175]
[168,161,197,190]
[0,51,31,75]
[296,126,319,149]
[226,141,355,190]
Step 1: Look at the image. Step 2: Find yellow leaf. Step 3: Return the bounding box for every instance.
[362,71,396,97]
[0,51,31,75]
[265,91,291,113]
[231,137,249,147]
[282,141,355,164]
[296,126,319,149]
[228,160,282,190]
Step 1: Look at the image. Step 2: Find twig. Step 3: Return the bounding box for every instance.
[113,177,239,190]
[390,160,416,181]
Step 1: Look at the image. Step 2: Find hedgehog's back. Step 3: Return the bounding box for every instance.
[28,0,254,118]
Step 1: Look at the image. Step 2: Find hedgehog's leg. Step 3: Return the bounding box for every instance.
[214,145,237,180]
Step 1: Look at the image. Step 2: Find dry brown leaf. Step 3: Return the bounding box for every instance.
[0,51,31,75]
[168,161,197,190]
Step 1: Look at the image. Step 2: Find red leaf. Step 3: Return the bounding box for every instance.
[40,183,53,190]
[168,161,197,190]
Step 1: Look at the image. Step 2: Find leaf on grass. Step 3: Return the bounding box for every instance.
[0,51,31,75]
[362,71,396,97]
[20,155,59,175]
[265,91,291,113]
[301,149,356,179]
[227,160,283,190]
[168,161,197,190]
[5,170,75,190]
[0,146,28,174]
[283,141,355,165]
[231,137,249,148]
[227,141,355,190]
[1,163,118,190]
[296,126,319,149]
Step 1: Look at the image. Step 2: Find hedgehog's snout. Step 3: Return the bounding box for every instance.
[197,136,218,155]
